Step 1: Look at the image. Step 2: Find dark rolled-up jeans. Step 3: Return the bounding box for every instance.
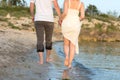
[34,21,54,52]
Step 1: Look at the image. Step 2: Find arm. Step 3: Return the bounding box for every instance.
[79,2,85,21]
[30,2,35,22]
[53,0,61,17]
[58,0,68,26]
[60,0,68,20]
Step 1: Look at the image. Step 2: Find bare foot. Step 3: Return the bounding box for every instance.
[37,61,43,65]
[68,64,72,69]
[46,58,53,63]
[64,58,69,66]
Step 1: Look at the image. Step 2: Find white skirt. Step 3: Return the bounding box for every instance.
[61,16,82,54]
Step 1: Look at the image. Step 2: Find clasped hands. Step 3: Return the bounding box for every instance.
[58,17,63,26]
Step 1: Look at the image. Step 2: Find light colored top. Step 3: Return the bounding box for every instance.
[30,0,54,22]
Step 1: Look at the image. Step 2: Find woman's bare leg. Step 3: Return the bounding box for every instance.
[64,37,70,66]
[68,42,75,68]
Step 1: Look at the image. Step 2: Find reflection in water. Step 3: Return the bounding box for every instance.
[79,42,120,56]
[61,66,92,80]
[53,41,120,80]
[62,69,70,80]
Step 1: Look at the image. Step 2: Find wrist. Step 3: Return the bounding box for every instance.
[31,15,34,19]
[58,15,61,19]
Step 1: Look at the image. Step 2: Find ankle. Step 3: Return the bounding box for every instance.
[46,51,51,57]
[38,52,44,63]
[65,56,69,59]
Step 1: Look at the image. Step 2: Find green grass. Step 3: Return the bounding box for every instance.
[94,23,118,33]
[86,17,92,22]
[107,24,118,32]
[95,23,103,29]
[0,7,30,18]
[0,9,8,16]
[8,22,21,30]
[0,17,8,22]
[94,16,111,23]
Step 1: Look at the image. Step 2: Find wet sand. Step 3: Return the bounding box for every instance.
[0,29,120,80]
[0,43,93,80]
[0,29,36,68]
[0,28,93,80]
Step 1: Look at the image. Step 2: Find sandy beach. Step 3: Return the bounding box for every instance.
[0,28,120,80]
[0,27,93,80]
[0,28,36,67]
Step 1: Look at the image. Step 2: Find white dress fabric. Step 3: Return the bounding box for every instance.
[62,0,82,54]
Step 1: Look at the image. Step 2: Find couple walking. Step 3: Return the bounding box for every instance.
[30,0,85,68]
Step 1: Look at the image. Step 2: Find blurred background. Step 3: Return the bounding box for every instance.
[0,0,120,41]
[0,0,120,80]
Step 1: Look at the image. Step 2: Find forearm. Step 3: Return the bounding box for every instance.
[58,13,66,26]
[30,3,34,17]
[54,6,61,17]
[80,15,85,21]
[61,13,66,20]
[79,3,85,21]
[53,0,61,17]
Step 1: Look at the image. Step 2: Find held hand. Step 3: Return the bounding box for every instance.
[32,16,34,22]
[58,18,62,26]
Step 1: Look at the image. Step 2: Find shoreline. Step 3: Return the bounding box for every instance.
[0,27,119,68]
[0,28,120,80]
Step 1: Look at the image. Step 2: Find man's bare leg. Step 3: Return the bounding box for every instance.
[38,52,44,64]
[46,50,52,62]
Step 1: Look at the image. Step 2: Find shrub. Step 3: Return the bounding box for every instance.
[107,24,117,32]
[8,22,21,30]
